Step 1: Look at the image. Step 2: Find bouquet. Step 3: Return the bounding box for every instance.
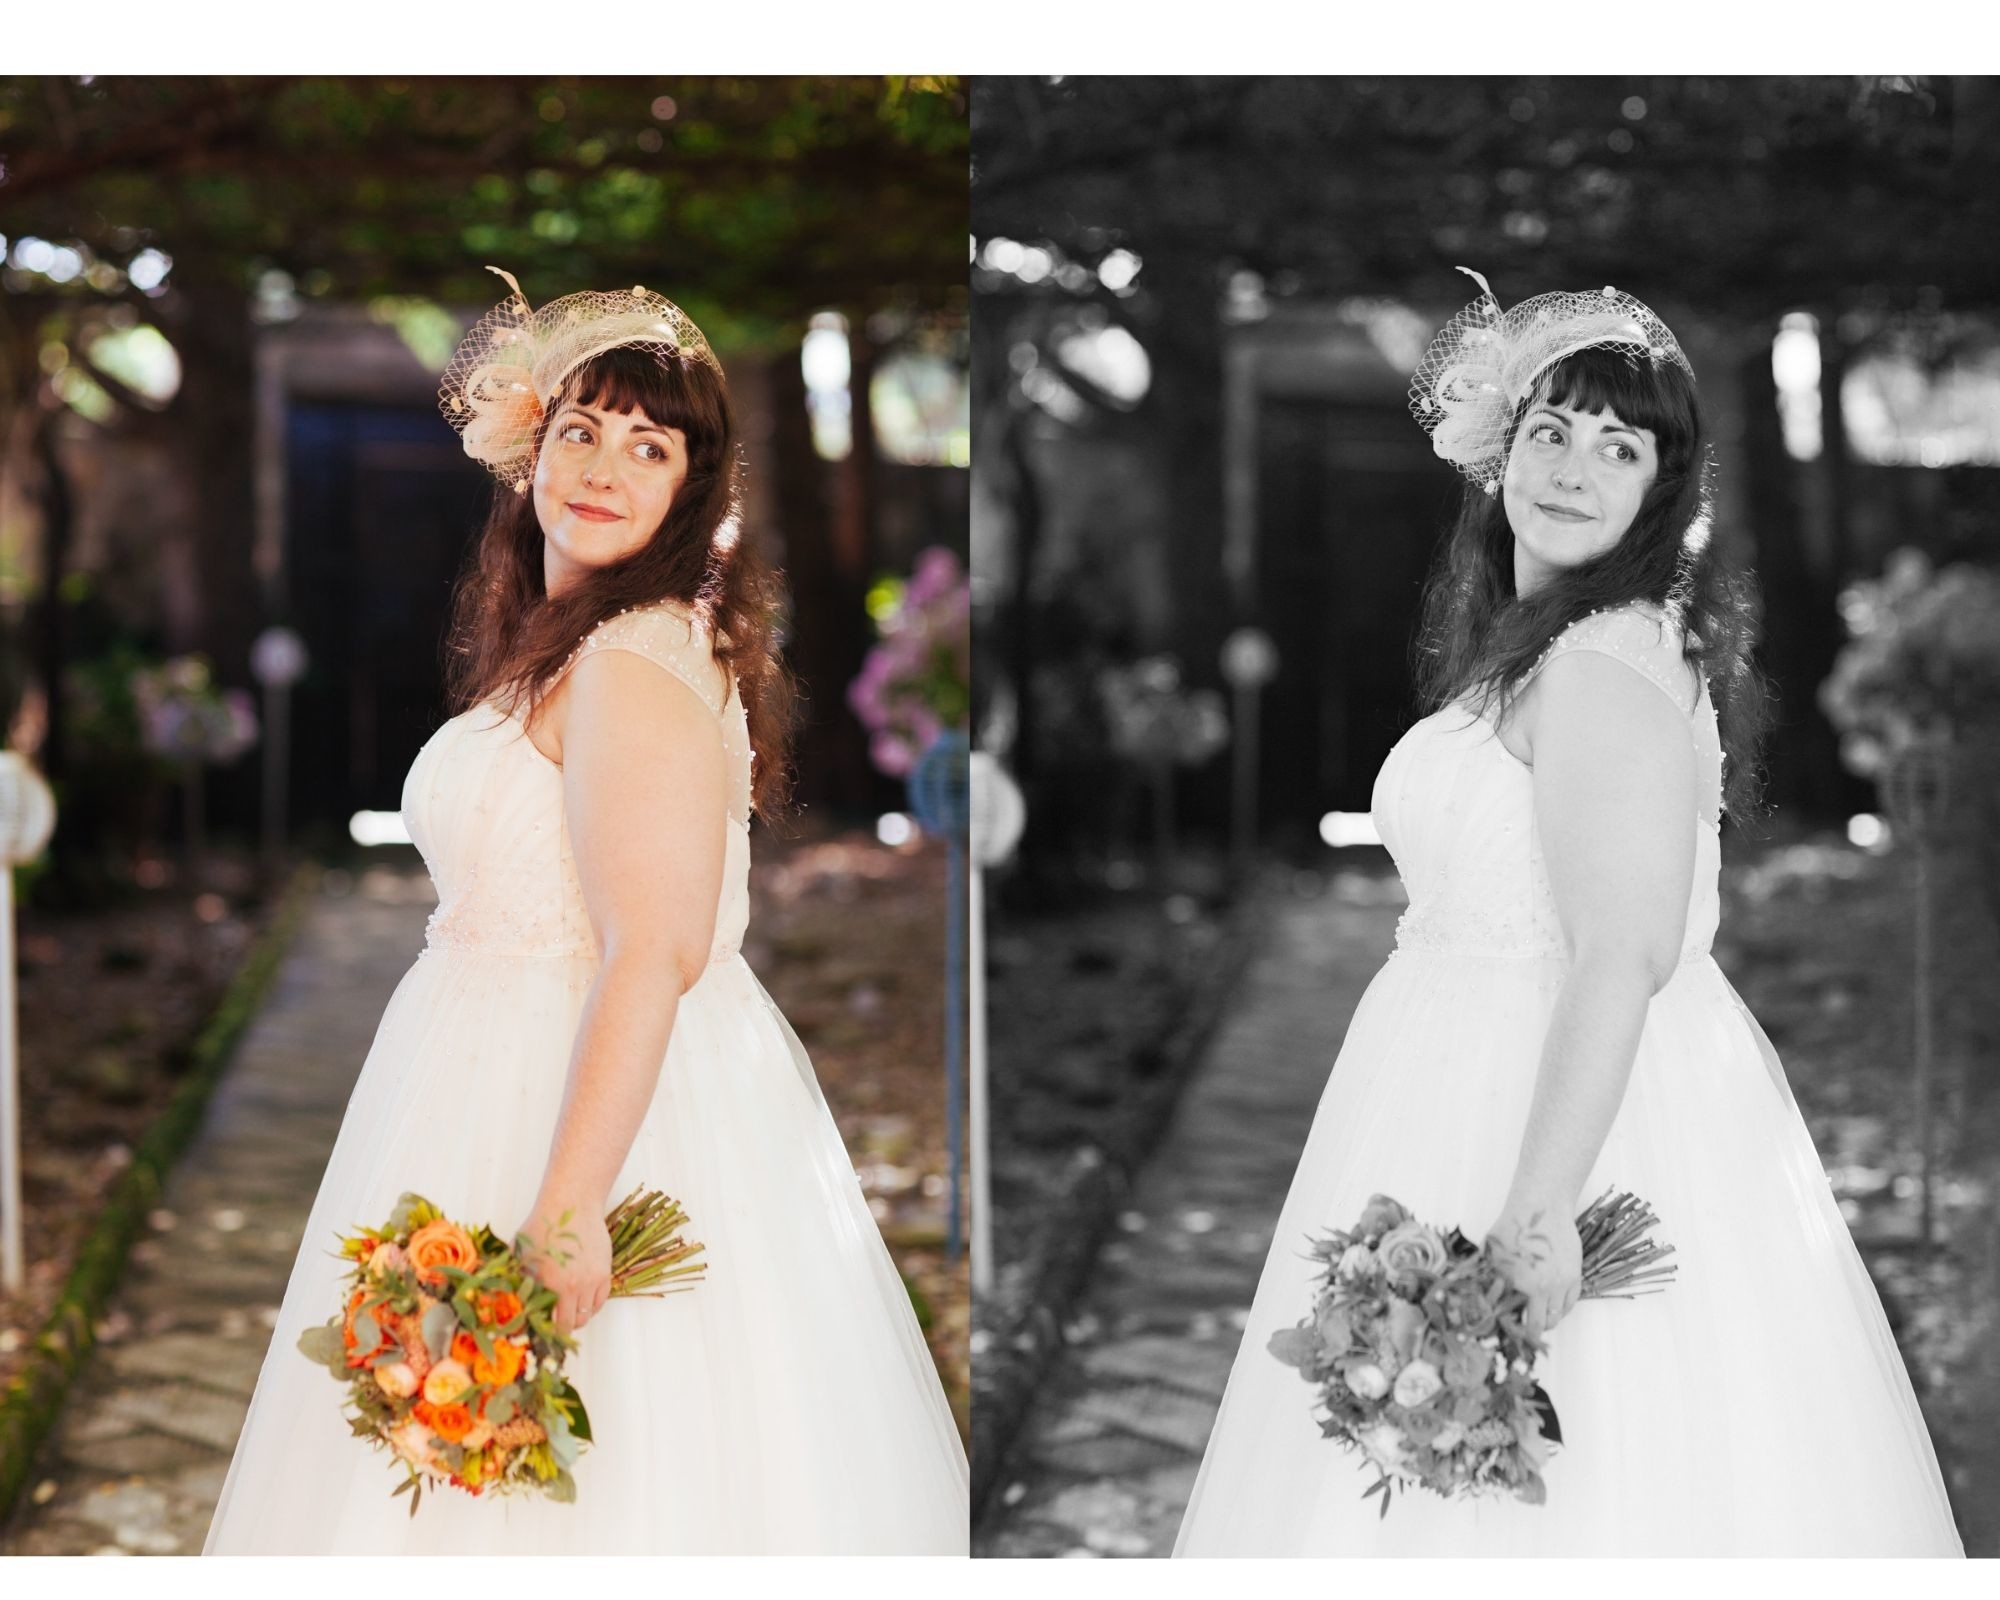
[298,1188,705,1512]
[1266,1190,1674,1514]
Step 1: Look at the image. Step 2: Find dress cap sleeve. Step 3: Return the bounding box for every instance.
[570,601,730,718]
[1524,601,1700,717]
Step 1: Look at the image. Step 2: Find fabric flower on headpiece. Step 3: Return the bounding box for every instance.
[455,356,545,475]
[438,265,721,492]
[1408,267,1693,492]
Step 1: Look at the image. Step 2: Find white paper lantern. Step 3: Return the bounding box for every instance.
[0,754,55,865]
[250,626,310,689]
[1220,626,1280,690]
[969,753,1025,870]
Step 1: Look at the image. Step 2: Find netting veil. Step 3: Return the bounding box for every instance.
[439,266,721,494]
[1408,267,1693,493]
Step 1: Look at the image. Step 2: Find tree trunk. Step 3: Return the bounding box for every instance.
[1738,325,1844,820]
[30,409,73,787]
[766,342,869,816]
[168,254,261,678]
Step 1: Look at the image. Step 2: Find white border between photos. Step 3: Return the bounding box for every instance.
[5,1554,1997,1587]
[5,4,1997,73]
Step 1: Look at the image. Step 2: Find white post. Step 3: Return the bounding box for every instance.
[1,863,21,1293]
[252,626,309,877]
[0,753,54,1296]
[967,754,1025,1300]
[968,856,991,1296]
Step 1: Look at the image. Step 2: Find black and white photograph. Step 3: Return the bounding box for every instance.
[969,75,1997,1557]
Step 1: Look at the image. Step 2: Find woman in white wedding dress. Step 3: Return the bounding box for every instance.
[204,272,967,1554]
[1175,273,1962,1556]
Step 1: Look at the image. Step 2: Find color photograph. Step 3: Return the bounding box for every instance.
[0,73,970,1556]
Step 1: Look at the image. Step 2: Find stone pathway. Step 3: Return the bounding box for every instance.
[0,868,433,1556]
[974,869,1404,1557]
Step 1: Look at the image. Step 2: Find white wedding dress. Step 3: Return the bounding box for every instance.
[1175,601,1962,1557]
[205,600,968,1555]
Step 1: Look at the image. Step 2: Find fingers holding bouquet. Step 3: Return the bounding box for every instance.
[516,1198,613,1335]
[1483,1202,1583,1342]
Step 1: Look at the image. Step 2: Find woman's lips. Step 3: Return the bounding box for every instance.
[567,503,622,522]
[1536,503,1593,523]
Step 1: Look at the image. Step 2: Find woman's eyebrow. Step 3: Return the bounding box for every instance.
[1533,403,1642,441]
[561,403,673,439]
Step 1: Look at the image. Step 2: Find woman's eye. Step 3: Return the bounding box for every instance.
[1604,441,1637,463]
[634,441,667,463]
[559,423,592,445]
[1530,422,1563,446]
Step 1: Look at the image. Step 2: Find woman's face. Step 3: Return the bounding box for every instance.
[532,399,689,595]
[1501,393,1659,597]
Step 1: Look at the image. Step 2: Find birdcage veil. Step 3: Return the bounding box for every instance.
[439,266,721,494]
[1408,267,1693,493]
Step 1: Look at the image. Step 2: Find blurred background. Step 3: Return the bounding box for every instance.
[969,76,2000,1553]
[0,75,970,1551]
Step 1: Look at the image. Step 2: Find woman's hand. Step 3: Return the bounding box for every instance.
[1485,1202,1582,1342]
[516,1196,613,1336]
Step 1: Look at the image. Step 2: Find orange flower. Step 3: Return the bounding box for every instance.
[471,1339,525,1388]
[477,1289,523,1326]
[428,1402,475,1442]
[450,1330,481,1365]
[407,1219,481,1288]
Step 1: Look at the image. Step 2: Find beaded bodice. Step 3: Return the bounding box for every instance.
[402,601,752,969]
[1372,602,1721,970]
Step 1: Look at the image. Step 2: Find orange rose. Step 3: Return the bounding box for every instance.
[428,1402,474,1442]
[450,1330,481,1365]
[477,1290,523,1326]
[471,1339,525,1388]
[407,1219,481,1288]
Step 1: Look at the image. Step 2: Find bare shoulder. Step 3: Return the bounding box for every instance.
[1511,602,1690,766]
[526,601,727,766]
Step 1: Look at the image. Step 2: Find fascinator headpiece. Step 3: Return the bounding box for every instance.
[439,266,720,494]
[1408,267,1693,493]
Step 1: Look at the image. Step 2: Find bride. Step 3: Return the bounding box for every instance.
[203,270,968,1554]
[1174,271,1962,1556]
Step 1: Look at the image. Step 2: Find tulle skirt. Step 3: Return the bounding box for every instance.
[1174,949,1962,1557]
[203,948,968,1555]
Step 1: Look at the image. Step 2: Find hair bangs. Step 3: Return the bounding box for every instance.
[1532,344,1693,447]
[564,345,708,436]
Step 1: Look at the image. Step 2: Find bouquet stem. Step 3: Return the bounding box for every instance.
[605,1186,708,1297]
[1576,1188,1677,1299]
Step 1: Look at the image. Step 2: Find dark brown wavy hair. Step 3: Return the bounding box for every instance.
[443,344,796,818]
[1411,344,1773,826]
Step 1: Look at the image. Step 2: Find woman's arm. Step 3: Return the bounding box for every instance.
[1487,650,1696,1336]
[516,647,729,1333]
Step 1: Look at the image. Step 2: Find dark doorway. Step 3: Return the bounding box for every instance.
[285,403,487,837]
[1255,397,1452,848]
